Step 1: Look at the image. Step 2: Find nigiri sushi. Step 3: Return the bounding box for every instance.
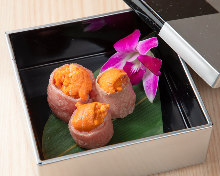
[68,102,113,149]
[95,68,136,119]
[47,63,95,123]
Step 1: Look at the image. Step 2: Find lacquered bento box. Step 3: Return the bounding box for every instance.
[6,9,212,176]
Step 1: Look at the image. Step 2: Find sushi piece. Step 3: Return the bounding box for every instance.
[95,68,136,119]
[68,102,113,149]
[47,63,95,123]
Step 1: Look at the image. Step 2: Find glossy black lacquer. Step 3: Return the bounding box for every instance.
[9,11,208,160]
[124,0,218,23]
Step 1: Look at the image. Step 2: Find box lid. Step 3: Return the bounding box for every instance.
[124,0,220,88]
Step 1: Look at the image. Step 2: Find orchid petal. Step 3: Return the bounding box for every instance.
[123,61,146,85]
[136,37,158,55]
[100,52,130,72]
[146,50,155,57]
[143,70,159,103]
[137,55,162,76]
[114,29,140,53]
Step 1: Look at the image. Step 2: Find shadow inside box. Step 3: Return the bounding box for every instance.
[157,39,208,132]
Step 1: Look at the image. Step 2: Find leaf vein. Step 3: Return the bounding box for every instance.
[135,97,147,106]
[57,144,78,157]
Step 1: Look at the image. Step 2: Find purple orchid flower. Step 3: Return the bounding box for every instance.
[100,29,162,103]
[84,18,106,32]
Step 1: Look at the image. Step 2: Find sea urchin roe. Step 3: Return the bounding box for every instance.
[72,102,110,132]
[53,64,92,101]
[98,68,128,94]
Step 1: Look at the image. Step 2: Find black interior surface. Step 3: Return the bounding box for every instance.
[9,11,208,160]
[124,0,218,22]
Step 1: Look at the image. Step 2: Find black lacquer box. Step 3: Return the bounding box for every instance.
[6,3,215,176]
